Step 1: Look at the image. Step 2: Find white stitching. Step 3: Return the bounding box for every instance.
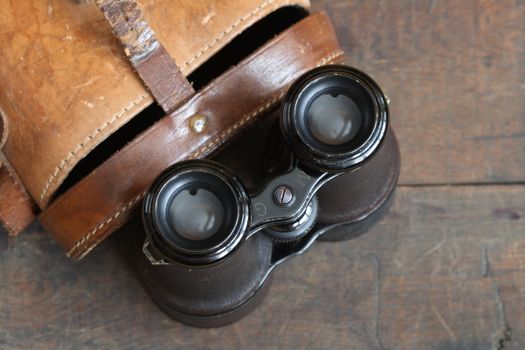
[65,94,281,257]
[189,52,345,160]
[39,0,300,204]
[67,93,282,258]
[39,94,148,204]
[67,51,345,259]
[66,190,145,257]
[183,0,291,70]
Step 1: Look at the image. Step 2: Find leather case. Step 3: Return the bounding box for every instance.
[0,0,345,258]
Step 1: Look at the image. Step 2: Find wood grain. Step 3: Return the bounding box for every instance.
[1,0,524,349]
[313,0,525,185]
[1,186,524,349]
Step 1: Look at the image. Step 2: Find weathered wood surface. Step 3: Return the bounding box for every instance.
[1,0,524,349]
[314,0,525,185]
[1,186,524,349]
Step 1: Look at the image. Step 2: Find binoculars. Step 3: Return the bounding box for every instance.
[126,65,400,327]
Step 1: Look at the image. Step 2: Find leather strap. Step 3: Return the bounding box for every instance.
[0,108,37,236]
[40,12,345,259]
[95,0,195,113]
[0,154,37,235]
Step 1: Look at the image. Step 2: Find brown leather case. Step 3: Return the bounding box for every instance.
[0,0,345,258]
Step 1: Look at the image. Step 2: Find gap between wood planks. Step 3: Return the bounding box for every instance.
[398,181,525,188]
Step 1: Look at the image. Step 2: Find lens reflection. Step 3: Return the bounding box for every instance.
[169,188,224,241]
[307,94,362,145]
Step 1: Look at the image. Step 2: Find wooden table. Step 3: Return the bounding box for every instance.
[1,1,524,349]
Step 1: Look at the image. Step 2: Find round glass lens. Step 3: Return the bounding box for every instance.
[169,188,224,240]
[307,94,362,145]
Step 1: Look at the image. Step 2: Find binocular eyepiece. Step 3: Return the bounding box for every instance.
[281,65,388,172]
[135,65,399,327]
[143,160,250,266]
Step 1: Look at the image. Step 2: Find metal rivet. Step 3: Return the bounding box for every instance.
[189,114,208,133]
[273,185,295,207]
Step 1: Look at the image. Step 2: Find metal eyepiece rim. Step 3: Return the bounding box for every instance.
[142,160,251,266]
[280,64,389,172]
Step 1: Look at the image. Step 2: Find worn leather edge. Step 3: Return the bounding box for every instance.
[37,95,151,206]
[0,153,38,236]
[95,0,195,113]
[39,12,345,259]
[0,107,6,150]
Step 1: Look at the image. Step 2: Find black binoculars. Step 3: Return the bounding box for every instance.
[127,65,400,327]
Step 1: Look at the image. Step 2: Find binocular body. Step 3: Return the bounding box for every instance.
[125,65,400,327]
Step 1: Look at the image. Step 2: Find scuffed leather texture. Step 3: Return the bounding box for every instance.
[39,13,345,259]
[0,0,310,210]
[0,154,37,236]
[0,0,152,210]
[95,0,195,113]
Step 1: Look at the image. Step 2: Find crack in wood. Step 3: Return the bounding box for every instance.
[491,284,512,350]
[468,132,525,141]
[480,246,512,349]
[481,245,491,278]
[398,182,525,188]
[370,255,386,350]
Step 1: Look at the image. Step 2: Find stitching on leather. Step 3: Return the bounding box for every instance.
[192,92,285,158]
[39,94,148,204]
[67,50,345,258]
[183,0,293,70]
[66,190,146,257]
[75,228,113,260]
[191,52,345,159]
[39,0,298,203]
[65,93,281,257]
[67,93,282,258]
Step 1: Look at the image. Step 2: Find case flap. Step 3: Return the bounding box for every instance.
[0,0,309,209]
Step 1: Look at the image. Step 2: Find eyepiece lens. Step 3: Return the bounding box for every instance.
[169,188,224,241]
[280,65,389,172]
[307,93,362,146]
[143,160,251,265]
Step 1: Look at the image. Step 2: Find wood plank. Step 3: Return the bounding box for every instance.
[1,185,524,349]
[313,0,525,184]
[1,2,524,350]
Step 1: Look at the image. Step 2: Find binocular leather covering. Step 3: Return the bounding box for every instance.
[134,127,399,327]
[135,64,400,326]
